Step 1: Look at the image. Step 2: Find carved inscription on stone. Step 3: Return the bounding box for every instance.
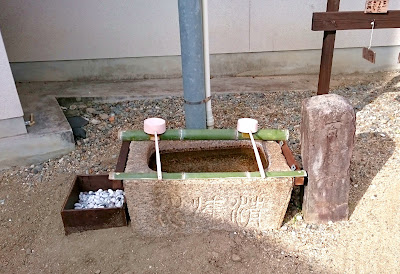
[231,196,267,228]
[193,196,226,220]
[154,194,270,229]
[155,194,186,228]
[365,0,389,13]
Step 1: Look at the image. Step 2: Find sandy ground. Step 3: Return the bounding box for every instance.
[1,72,400,273]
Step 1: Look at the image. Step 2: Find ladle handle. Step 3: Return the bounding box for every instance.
[249,132,265,178]
[154,132,162,180]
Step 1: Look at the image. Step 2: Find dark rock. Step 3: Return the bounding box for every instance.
[67,116,89,128]
[32,165,43,174]
[72,128,86,139]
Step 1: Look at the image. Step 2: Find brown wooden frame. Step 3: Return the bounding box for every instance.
[314,1,400,95]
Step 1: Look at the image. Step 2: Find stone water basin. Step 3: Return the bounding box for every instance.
[122,140,293,236]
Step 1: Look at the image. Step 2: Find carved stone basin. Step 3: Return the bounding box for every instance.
[123,140,292,236]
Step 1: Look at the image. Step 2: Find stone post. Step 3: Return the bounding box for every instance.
[301,94,355,223]
[0,29,26,139]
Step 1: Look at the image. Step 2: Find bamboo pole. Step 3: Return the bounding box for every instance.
[109,170,306,181]
[119,129,289,141]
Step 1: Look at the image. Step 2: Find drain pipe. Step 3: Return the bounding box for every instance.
[178,0,207,129]
[201,0,214,129]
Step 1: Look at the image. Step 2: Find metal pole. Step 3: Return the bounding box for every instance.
[178,0,207,129]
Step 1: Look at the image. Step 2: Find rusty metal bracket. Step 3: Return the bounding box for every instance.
[114,141,131,189]
[279,141,305,186]
[184,96,211,105]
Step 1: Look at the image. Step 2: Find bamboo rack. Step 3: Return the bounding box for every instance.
[109,170,307,181]
[119,129,289,141]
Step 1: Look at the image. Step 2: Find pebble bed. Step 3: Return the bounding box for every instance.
[74,189,125,209]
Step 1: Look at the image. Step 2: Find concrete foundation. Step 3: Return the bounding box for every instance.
[0,95,74,169]
[124,140,292,236]
[10,46,400,82]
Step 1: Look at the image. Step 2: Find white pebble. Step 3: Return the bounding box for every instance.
[296,215,303,221]
[116,190,123,195]
[74,189,125,209]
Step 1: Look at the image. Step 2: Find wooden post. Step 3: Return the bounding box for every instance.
[317,0,340,95]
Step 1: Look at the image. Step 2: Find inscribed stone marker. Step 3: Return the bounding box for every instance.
[301,94,356,224]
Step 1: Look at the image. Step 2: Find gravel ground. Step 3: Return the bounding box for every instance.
[1,72,400,273]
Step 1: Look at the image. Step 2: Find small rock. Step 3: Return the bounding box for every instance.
[99,113,109,120]
[109,116,115,122]
[64,109,80,117]
[32,166,42,174]
[280,226,288,231]
[90,119,101,125]
[231,254,241,262]
[72,128,87,139]
[211,251,219,258]
[25,248,32,255]
[94,270,101,274]
[0,199,5,205]
[86,108,96,114]
[296,215,303,221]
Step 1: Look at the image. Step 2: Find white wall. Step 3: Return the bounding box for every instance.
[1,0,400,62]
[0,30,23,120]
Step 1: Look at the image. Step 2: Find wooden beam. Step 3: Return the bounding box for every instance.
[317,0,340,95]
[313,10,400,31]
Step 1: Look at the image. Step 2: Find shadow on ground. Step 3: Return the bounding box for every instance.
[349,132,395,216]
